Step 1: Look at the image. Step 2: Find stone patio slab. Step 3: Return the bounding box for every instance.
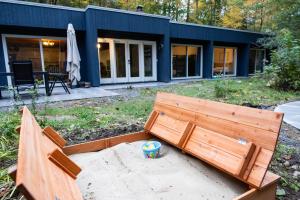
[275,101,300,130]
[0,87,119,108]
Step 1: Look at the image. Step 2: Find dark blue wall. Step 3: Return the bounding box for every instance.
[0,1,85,30]
[237,44,250,76]
[203,41,213,78]
[0,1,267,86]
[170,22,264,44]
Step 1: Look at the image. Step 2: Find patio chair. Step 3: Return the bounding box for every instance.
[47,64,70,95]
[11,61,36,97]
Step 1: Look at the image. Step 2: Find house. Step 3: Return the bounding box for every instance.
[0,0,267,87]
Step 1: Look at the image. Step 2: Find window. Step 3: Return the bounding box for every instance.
[249,49,266,74]
[213,47,237,76]
[115,43,126,78]
[6,37,43,80]
[99,42,111,78]
[172,44,202,78]
[5,36,67,83]
[42,39,67,75]
[144,45,153,77]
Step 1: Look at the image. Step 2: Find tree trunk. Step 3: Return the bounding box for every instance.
[186,0,191,22]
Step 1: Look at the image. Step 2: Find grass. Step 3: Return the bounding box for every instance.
[0,76,300,198]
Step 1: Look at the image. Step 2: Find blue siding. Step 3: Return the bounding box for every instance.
[237,44,250,76]
[0,1,85,30]
[170,22,263,44]
[0,1,268,86]
[203,41,214,78]
[87,8,169,35]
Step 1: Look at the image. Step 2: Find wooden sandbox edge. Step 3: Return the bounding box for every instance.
[63,131,152,155]
[234,171,280,200]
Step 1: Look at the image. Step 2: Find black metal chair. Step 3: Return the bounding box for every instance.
[46,64,70,95]
[11,61,36,96]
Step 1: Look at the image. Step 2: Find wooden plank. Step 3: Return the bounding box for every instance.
[149,113,189,146]
[16,106,83,200]
[144,111,159,132]
[243,146,262,180]
[15,125,21,134]
[237,143,256,177]
[63,131,151,155]
[154,102,278,151]
[177,122,195,148]
[261,171,280,188]
[48,149,81,179]
[7,165,17,182]
[246,149,273,187]
[155,92,283,133]
[184,127,256,176]
[234,180,277,200]
[43,126,67,149]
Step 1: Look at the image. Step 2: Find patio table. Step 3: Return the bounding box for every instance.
[0,71,50,98]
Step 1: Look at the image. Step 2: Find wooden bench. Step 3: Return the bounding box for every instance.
[145,92,283,188]
[11,92,283,200]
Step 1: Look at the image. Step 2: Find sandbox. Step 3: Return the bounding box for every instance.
[70,141,248,200]
[11,93,283,200]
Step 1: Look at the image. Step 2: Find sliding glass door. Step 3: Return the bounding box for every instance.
[3,35,67,85]
[249,49,266,74]
[171,44,202,79]
[98,38,157,84]
[213,47,237,77]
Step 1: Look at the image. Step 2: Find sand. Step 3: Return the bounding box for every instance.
[70,141,248,200]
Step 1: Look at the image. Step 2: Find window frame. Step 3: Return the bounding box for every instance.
[248,48,266,75]
[212,46,238,77]
[2,34,66,86]
[171,43,203,80]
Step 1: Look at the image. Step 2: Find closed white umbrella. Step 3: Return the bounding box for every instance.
[66,23,81,87]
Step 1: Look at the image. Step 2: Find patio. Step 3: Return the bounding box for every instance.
[0,79,205,108]
[0,86,118,108]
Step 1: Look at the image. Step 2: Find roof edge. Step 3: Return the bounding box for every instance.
[171,21,267,35]
[0,0,84,12]
[86,5,170,20]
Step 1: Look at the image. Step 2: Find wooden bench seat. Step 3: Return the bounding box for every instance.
[145,92,283,188]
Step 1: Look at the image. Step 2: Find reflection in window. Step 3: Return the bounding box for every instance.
[172,45,201,78]
[99,42,111,78]
[43,39,67,75]
[213,47,236,76]
[224,48,235,75]
[188,46,199,77]
[115,43,126,78]
[172,45,187,77]
[248,49,265,74]
[129,44,139,77]
[144,45,153,77]
[6,37,43,80]
[249,50,256,74]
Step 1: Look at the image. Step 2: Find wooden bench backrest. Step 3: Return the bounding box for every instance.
[16,107,82,200]
[145,92,283,188]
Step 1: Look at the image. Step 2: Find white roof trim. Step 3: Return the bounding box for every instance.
[86,5,170,19]
[170,21,265,35]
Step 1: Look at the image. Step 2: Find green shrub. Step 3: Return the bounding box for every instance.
[260,29,300,91]
[214,77,239,98]
[214,79,227,98]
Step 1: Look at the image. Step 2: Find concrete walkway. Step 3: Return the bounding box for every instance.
[0,87,119,108]
[275,101,300,129]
